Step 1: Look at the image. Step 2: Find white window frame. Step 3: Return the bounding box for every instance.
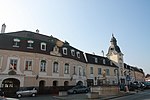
[40,60,46,72]
[27,40,34,49]
[64,63,69,74]
[103,59,106,64]
[98,68,102,75]
[71,49,75,56]
[94,57,98,63]
[106,69,110,76]
[41,42,46,51]
[90,67,93,74]
[63,47,67,55]
[9,59,18,70]
[25,60,32,71]
[13,38,20,47]
[83,67,86,76]
[110,61,112,65]
[76,52,80,58]
[53,62,59,73]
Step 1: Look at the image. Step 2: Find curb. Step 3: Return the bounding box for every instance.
[101,92,135,100]
[52,92,136,100]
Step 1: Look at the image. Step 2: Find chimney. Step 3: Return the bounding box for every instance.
[36,29,39,33]
[1,23,6,33]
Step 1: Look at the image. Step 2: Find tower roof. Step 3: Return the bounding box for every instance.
[107,34,122,55]
[110,34,117,43]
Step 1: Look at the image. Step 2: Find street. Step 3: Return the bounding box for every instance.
[19,95,60,100]
[14,89,150,100]
[110,90,150,100]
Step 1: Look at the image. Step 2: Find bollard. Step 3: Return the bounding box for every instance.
[125,85,129,93]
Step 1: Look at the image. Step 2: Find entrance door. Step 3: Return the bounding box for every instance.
[2,78,20,96]
[39,80,45,94]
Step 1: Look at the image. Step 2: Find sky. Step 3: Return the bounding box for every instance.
[0,0,150,74]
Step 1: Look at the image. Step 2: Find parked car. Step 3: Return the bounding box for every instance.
[129,81,146,91]
[142,81,150,89]
[67,85,90,94]
[0,97,19,100]
[16,87,37,98]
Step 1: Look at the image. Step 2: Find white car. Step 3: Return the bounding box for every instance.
[0,97,19,100]
[16,87,37,98]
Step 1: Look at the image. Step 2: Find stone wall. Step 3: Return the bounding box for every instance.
[91,85,120,95]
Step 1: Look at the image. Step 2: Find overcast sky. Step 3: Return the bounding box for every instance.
[0,0,150,74]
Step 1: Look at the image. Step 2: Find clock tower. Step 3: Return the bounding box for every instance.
[107,34,125,83]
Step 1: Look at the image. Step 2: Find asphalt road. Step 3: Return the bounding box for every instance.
[16,89,150,100]
[19,95,60,100]
[110,90,150,100]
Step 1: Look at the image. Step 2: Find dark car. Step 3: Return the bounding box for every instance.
[129,81,145,91]
[67,85,90,94]
[142,81,150,89]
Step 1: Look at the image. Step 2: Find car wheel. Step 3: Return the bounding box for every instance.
[32,93,36,97]
[73,90,77,94]
[17,94,22,98]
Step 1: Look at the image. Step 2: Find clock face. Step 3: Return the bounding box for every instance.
[119,58,122,61]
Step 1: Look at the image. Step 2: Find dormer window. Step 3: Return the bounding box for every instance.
[110,61,112,65]
[27,40,34,49]
[71,49,75,56]
[94,57,98,63]
[41,42,46,51]
[77,52,80,58]
[13,38,20,47]
[103,59,106,64]
[63,47,67,55]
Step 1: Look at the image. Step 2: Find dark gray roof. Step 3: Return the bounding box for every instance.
[0,31,86,63]
[85,53,118,68]
[124,63,144,74]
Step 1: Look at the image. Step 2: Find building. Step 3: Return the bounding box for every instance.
[0,24,87,91]
[0,24,145,91]
[85,53,119,86]
[106,34,145,84]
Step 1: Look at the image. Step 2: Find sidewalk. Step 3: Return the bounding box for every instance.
[53,91,136,100]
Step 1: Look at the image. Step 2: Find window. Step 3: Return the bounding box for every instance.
[53,62,58,73]
[106,69,110,76]
[79,67,81,76]
[71,49,75,56]
[63,48,67,55]
[27,40,34,49]
[64,63,69,74]
[98,68,101,75]
[77,52,80,58]
[41,42,46,51]
[73,66,76,74]
[90,67,93,74]
[9,59,18,70]
[103,59,106,64]
[13,38,20,47]
[25,60,32,71]
[94,57,98,63]
[120,68,123,76]
[83,68,86,76]
[40,60,46,72]
[110,61,113,65]
[0,56,3,68]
